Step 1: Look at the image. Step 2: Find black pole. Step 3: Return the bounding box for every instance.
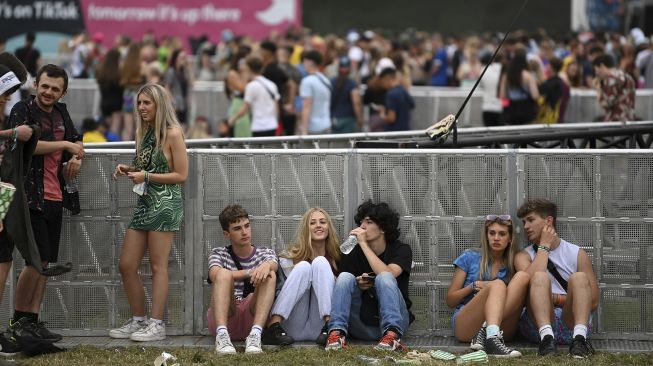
[451,0,530,146]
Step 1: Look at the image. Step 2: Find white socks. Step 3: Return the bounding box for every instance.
[250,325,263,336]
[133,316,146,322]
[150,318,163,325]
[216,325,228,335]
[486,324,500,338]
[573,324,588,339]
[539,324,554,340]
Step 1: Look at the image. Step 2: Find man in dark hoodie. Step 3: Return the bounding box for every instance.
[0,53,33,355]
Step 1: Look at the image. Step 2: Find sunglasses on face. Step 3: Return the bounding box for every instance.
[486,214,511,221]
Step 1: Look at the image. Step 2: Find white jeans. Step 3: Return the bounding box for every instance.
[271,256,335,341]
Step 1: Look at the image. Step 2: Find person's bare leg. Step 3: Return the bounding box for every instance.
[109,111,123,137]
[268,314,284,326]
[122,113,134,141]
[501,271,530,340]
[454,280,507,342]
[14,266,41,312]
[147,231,173,320]
[210,268,235,327]
[561,272,591,328]
[118,229,148,317]
[28,262,48,314]
[528,272,554,328]
[0,261,11,303]
[250,271,276,328]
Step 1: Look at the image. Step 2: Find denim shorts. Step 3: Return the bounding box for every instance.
[451,306,463,331]
[519,307,592,345]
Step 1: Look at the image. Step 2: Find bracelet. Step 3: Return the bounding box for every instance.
[144,171,149,183]
[469,281,476,292]
[537,245,551,253]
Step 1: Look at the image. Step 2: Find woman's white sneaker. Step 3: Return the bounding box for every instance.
[109,319,147,339]
[130,322,166,342]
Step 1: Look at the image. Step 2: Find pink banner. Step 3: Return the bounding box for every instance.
[79,0,301,49]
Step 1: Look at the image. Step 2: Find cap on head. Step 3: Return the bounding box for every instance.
[375,57,395,76]
[0,65,21,96]
[338,56,351,68]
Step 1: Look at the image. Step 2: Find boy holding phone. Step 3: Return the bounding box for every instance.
[325,201,413,352]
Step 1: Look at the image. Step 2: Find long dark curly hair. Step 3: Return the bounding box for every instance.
[354,200,401,244]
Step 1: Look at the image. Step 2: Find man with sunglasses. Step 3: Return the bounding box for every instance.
[514,199,598,358]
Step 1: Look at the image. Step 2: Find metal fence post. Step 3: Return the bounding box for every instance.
[191,152,204,335]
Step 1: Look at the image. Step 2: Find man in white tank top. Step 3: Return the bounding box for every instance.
[514,199,598,359]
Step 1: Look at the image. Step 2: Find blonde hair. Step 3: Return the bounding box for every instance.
[283,207,341,265]
[478,218,517,280]
[134,84,181,152]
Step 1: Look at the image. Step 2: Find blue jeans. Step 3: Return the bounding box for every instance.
[328,272,410,340]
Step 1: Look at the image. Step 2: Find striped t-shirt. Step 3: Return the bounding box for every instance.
[208,245,277,299]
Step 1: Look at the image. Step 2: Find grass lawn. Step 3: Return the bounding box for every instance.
[11,346,653,366]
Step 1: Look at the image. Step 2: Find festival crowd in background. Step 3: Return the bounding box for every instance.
[2,25,651,141]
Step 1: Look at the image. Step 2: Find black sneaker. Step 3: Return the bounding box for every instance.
[538,334,556,356]
[0,331,20,356]
[470,326,486,350]
[569,335,594,359]
[261,322,294,346]
[35,321,63,342]
[8,317,40,340]
[316,322,329,346]
[484,333,521,358]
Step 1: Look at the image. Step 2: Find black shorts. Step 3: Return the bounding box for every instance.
[28,200,63,265]
[0,228,14,263]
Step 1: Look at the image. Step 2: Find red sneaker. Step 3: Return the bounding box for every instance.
[325,330,347,351]
[375,330,408,352]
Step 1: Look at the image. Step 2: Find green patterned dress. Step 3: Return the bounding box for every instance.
[128,128,183,232]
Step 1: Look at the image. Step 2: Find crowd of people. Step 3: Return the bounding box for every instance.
[0,26,627,359]
[3,25,651,141]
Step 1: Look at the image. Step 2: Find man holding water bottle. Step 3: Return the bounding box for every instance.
[325,200,413,352]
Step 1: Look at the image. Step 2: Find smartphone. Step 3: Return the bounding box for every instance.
[363,272,376,282]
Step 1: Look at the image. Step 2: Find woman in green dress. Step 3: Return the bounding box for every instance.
[110,84,188,342]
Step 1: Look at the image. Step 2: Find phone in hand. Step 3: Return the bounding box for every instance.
[363,272,376,282]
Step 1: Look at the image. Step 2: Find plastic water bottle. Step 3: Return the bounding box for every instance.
[340,235,358,254]
[62,162,78,193]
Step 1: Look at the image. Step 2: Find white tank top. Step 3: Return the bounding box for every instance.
[525,239,579,295]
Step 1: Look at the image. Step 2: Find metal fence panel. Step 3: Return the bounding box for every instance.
[1,149,651,340]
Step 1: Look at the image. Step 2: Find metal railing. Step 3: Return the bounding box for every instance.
[2,149,651,339]
[61,79,653,132]
[85,121,653,150]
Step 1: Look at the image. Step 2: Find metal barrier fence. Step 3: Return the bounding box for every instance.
[84,121,653,150]
[1,149,652,339]
[62,80,653,132]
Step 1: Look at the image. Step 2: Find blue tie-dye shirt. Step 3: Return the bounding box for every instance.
[453,248,509,309]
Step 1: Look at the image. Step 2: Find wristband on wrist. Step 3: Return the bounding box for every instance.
[537,245,551,253]
[144,171,149,183]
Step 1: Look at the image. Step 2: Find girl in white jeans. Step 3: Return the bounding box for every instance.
[264,207,340,344]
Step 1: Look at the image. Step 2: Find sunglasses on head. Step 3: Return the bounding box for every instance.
[486,214,511,221]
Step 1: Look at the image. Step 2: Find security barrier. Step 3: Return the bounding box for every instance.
[62,80,653,132]
[1,149,651,340]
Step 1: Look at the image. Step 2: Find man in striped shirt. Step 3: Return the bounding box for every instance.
[207,204,280,355]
